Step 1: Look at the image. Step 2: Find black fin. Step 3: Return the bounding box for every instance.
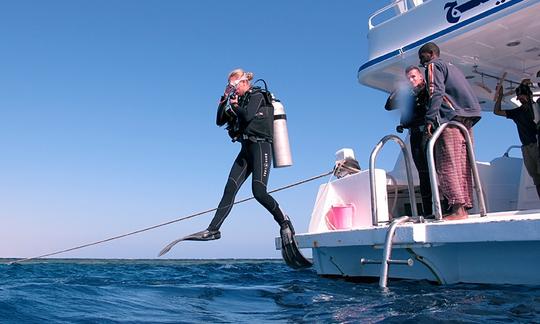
[158,230,221,257]
[280,225,312,269]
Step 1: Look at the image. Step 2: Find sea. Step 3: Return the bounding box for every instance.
[0,259,538,323]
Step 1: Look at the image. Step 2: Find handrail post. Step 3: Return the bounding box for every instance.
[426,121,487,220]
[369,135,418,226]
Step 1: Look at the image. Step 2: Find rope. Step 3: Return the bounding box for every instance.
[8,170,334,265]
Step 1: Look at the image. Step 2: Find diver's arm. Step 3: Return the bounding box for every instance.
[216,85,239,126]
[216,96,228,126]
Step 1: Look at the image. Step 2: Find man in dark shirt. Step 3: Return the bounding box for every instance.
[419,42,482,220]
[385,65,433,216]
[494,82,540,198]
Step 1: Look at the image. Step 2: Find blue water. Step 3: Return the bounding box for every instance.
[0,259,538,323]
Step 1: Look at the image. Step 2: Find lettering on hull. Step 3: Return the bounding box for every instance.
[444,0,506,23]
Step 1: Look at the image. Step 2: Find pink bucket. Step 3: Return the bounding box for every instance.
[326,203,355,230]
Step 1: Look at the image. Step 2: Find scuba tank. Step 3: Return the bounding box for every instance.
[271,94,293,168]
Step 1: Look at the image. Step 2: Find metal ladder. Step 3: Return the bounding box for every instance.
[366,135,417,288]
[361,216,414,288]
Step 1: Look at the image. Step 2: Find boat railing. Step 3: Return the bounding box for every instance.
[503,145,521,157]
[368,0,427,30]
[369,135,418,226]
[427,121,487,220]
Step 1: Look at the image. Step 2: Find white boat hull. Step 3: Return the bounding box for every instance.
[293,212,540,285]
[274,0,540,287]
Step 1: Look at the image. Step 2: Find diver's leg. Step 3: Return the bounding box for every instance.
[158,147,251,253]
[207,145,251,233]
[248,141,311,268]
[249,141,286,226]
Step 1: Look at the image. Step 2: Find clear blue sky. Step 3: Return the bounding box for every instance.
[0,1,518,259]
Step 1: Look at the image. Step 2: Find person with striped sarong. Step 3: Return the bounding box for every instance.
[419,42,482,220]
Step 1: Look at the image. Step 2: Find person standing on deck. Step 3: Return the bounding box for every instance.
[385,65,433,217]
[493,81,540,199]
[418,42,482,220]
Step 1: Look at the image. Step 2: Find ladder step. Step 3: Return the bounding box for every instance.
[361,258,413,266]
[389,258,414,266]
[360,258,380,264]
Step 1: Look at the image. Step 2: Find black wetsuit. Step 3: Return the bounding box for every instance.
[209,88,286,231]
[385,84,433,215]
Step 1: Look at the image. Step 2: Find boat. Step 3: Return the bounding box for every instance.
[277,0,540,286]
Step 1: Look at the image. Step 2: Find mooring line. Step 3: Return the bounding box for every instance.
[8,170,334,265]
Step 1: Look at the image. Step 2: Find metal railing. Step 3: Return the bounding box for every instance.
[503,145,521,157]
[369,135,418,226]
[368,0,427,29]
[426,121,487,220]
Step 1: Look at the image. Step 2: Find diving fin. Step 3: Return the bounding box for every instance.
[158,229,221,257]
[280,220,312,269]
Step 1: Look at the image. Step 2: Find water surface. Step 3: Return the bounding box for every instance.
[0,259,538,323]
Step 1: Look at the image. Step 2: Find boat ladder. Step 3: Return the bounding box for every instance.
[361,216,414,288]
[366,135,417,288]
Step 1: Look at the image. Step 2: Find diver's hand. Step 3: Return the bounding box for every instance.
[224,84,238,106]
[224,85,236,100]
[224,84,234,97]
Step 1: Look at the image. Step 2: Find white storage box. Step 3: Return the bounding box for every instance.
[308,168,388,233]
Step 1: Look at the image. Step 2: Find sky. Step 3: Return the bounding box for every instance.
[0,1,520,260]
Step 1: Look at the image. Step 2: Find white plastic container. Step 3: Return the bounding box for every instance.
[308,168,389,233]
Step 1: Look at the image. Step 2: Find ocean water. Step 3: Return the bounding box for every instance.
[0,259,538,323]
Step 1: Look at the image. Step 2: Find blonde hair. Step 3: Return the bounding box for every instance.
[228,68,254,82]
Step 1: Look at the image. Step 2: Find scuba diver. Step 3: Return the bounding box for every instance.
[159,68,311,268]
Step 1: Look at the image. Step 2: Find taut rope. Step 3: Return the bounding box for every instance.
[8,170,334,265]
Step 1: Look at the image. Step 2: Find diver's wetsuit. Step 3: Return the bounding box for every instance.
[158,85,311,268]
[208,140,285,230]
[209,88,287,231]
